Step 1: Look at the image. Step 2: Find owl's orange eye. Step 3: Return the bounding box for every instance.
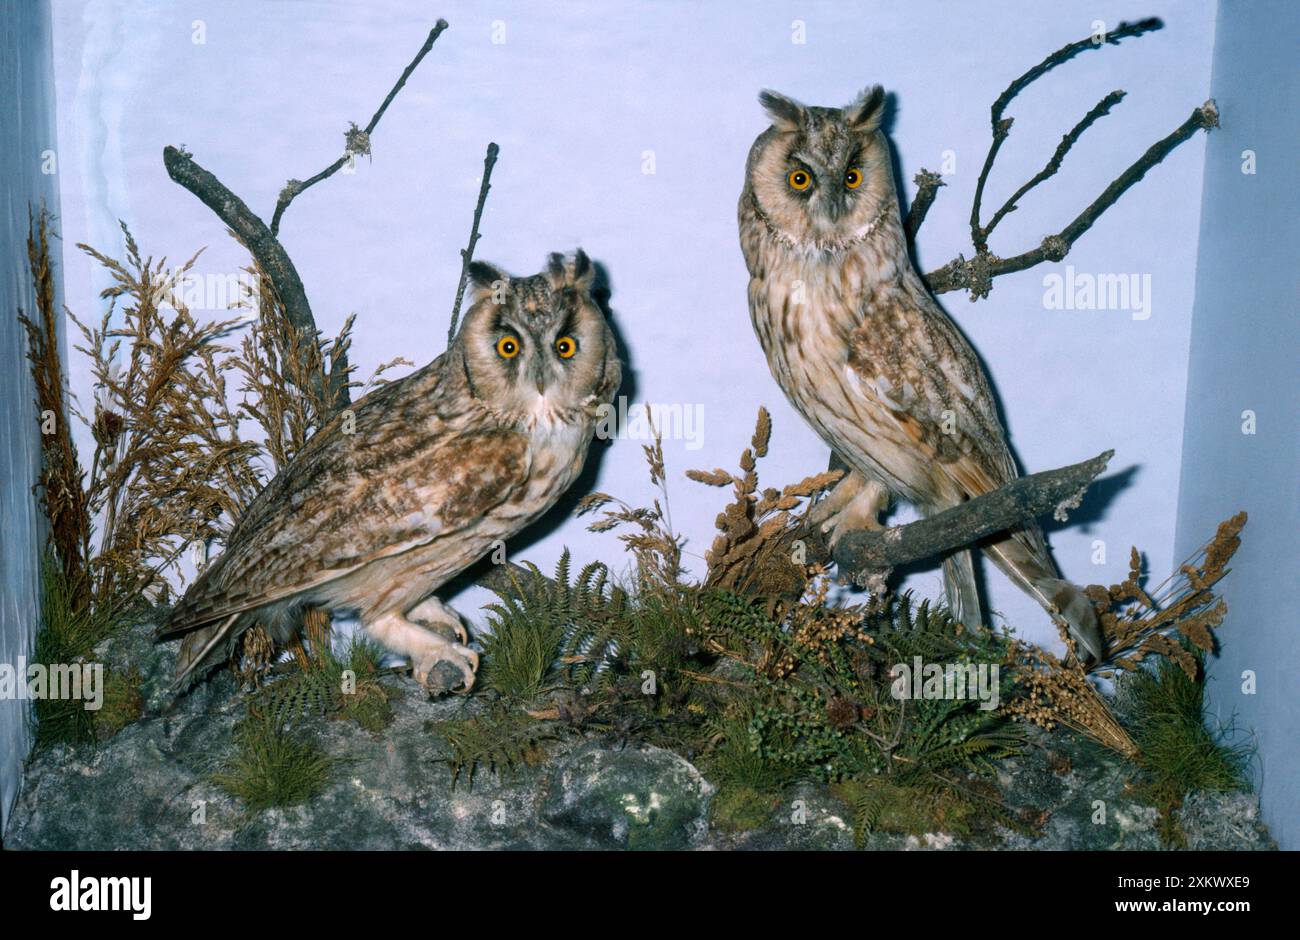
[555,336,577,359]
[787,169,812,191]
[496,335,521,359]
[844,168,863,189]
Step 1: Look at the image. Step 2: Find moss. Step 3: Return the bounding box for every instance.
[93,667,144,741]
[210,711,334,813]
[1115,649,1254,847]
[710,785,781,832]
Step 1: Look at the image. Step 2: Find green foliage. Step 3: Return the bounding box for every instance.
[210,709,334,813]
[431,707,565,789]
[697,590,1023,843]
[252,633,393,732]
[1115,646,1253,846]
[480,551,691,702]
[31,551,134,747]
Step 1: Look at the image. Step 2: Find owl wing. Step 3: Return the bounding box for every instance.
[845,285,1023,501]
[159,358,530,637]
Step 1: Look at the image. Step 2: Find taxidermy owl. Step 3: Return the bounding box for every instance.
[158,251,621,693]
[738,86,1104,664]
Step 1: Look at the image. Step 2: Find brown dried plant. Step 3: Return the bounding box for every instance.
[1088,512,1246,679]
[1005,513,1247,758]
[229,259,407,474]
[1005,639,1139,759]
[576,409,686,592]
[686,407,842,599]
[69,222,261,607]
[17,208,93,612]
[19,209,403,635]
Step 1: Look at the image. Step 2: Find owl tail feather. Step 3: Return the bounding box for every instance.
[173,613,241,691]
[941,549,983,630]
[983,533,1105,666]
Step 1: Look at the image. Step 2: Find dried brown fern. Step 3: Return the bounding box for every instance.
[1005,513,1247,758]
[687,407,841,599]
[1088,512,1246,679]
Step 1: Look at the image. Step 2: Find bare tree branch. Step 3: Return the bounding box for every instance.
[830,450,1114,590]
[923,100,1217,298]
[906,16,1215,300]
[161,144,349,409]
[904,169,944,241]
[163,19,452,413]
[979,89,1126,243]
[269,19,449,236]
[448,141,500,346]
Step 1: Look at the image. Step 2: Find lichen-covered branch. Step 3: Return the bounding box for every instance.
[161,144,349,411]
[269,19,449,236]
[830,450,1114,589]
[913,17,1216,300]
[923,101,1217,298]
[448,141,500,346]
[904,169,944,242]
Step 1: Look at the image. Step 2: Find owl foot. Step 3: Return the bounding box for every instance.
[407,596,469,644]
[819,479,891,550]
[807,471,866,528]
[411,636,480,696]
[365,611,479,696]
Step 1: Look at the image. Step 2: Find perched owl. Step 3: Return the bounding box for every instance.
[158,251,621,692]
[738,86,1103,663]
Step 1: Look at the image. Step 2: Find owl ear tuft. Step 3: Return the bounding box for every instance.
[467,260,509,302]
[758,89,807,132]
[845,85,886,132]
[546,250,596,294]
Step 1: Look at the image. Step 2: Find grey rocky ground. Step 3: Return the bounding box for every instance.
[4,616,1275,851]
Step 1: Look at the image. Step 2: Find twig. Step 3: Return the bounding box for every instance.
[269,19,450,236]
[831,450,1114,587]
[917,17,1216,300]
[904,169,944,242]
[164,19,451,413]
[162,145,348,411]
[969,13,1162,251]
[448,142,501,346]
[924,101,1218,298]
[979,89,1126,242]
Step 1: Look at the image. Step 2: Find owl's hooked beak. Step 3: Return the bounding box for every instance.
[527,357,550,396]
[823,190,850,223]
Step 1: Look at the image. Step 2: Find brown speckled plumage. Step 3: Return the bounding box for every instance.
[159,251,621,690]
[738,87,1103,662]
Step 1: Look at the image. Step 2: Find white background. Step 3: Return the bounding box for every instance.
[49,0,1217,649]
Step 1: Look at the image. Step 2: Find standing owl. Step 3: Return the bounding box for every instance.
[738,86,1103,663]
[158,250,621,692]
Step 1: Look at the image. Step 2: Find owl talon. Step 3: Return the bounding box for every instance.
[412,641,479,696]
[406,596,470,644]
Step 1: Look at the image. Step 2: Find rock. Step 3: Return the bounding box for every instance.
[540,741,714,850]
[2,616,1278,851]
[1179,791,1276,851]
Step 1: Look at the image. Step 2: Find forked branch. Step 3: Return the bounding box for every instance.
[905,17,1217,299]
[163,19,453,413]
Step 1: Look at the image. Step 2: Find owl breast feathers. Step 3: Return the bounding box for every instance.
[738,86,1104,664]
[158,250,621,692]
